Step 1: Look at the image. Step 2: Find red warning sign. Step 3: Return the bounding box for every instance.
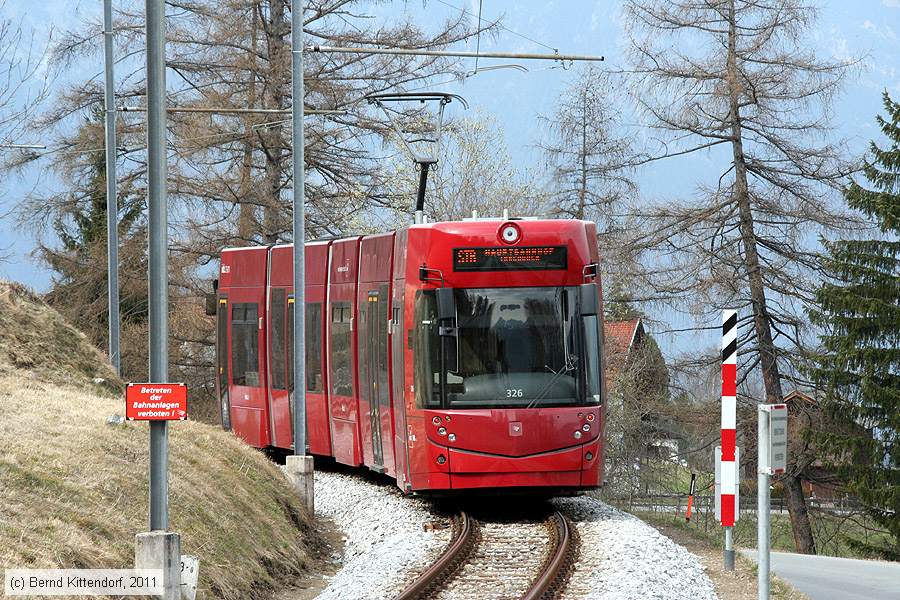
[126,383,188,421]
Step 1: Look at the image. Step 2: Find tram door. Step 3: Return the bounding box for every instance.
[362,289,387,469]
[216,296,231,430]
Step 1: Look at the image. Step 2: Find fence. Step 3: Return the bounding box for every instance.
[609,493,860,532]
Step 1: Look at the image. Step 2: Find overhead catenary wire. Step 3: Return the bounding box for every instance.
[44,21,593,163]
[307,45,603,62]
[21,26,601,162]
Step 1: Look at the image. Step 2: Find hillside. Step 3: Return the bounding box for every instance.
[0,282,121,393]
[0,282,319,599]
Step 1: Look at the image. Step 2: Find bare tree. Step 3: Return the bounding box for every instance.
[0,5,51,181]
[10,0,495,417]
[623,0,860,553]
[536,66,638,304]
[538,67,635,225]
[29,1,495,253]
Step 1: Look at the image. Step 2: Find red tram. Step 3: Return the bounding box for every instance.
[214,218,606,493]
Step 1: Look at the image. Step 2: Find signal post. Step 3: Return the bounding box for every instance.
[757,403,788,600]
[720,310,738,570]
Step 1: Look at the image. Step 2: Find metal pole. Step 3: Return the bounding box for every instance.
[118,106,345,115]
[103,0,120,375]
[308,45,604,62]
[0,143,46,149]
[291,0,306,456]
[146,0,169,531]
[758,406,771,599]
[724,526,735,570]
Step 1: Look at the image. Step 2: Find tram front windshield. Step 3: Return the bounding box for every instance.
[415,286,599,409]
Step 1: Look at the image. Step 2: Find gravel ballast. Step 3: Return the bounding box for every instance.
[313,469,450,600]
[554,496,719,600]
[312,468,718,600]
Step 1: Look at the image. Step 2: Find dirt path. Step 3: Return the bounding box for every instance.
[648,521,808,600]
[272,516,344,600]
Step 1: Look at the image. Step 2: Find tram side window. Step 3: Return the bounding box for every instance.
[376,284,389,408]
[271,289,286,390]
[306,303,323,392]
[583,314,602,405]
[231,303,259,386]
[330,302,353,397]
[286,301,323,393]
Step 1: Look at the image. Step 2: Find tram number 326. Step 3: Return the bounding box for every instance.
[506,389,523,398]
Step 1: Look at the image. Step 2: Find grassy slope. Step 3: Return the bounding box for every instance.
[0,283,122,395]
[0,283,317,599]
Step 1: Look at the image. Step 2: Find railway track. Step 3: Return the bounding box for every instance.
[395,510,578,600]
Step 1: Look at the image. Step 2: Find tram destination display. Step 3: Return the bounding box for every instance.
[453,246,567,271]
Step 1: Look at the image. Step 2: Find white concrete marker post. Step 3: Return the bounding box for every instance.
[135,532,180,600]
[180,555,200,600]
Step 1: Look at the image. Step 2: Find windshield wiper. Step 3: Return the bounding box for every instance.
[525,353,577,409]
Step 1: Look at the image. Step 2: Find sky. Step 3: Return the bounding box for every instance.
[1,0,899,355]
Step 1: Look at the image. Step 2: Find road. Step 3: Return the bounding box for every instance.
[741,550,900,600]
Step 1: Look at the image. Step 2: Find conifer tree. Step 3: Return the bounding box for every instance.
[809,91,900,559]
[33,107,149,379]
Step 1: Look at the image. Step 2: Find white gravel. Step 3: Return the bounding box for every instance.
[304,469,717,600]
[312,470,450,600]
[554,496,719,600]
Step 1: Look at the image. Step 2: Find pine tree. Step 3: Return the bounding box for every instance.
[809,91,900,559]
[604,280,645,322]
[36,106,148,378]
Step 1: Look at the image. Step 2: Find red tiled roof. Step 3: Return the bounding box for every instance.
[604,319,642,386]
[604,319,641,356]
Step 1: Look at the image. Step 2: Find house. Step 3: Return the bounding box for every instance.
[781,389,865,501]
[603,318,644,389]
[603,318,682,462]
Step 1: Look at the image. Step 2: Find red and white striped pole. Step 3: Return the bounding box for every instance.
[721,309,738,570]
[685,473,696,522]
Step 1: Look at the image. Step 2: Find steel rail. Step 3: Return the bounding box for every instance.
[395,512,477,600]
[521,511,577,600]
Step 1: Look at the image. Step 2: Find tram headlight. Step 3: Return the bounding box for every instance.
[438,427,447,436]
[499,223,521,244]
[573,430,582,439]
[448,433,456,442]
[586,452,594,461]
[582,423,591,432]
[436,454,446,465]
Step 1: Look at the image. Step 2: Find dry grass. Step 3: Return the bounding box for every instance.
[0,374,316,599]
[0,282,122,395]
[0,282,318,599]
